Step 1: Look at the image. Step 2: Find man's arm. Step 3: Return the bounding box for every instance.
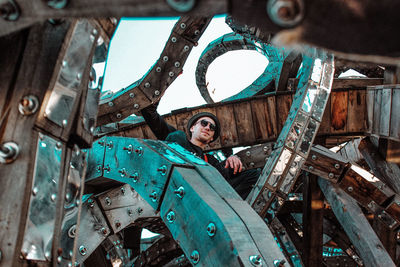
[141,103,176,140]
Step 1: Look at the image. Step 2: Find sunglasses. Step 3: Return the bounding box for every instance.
[197,119,216,131]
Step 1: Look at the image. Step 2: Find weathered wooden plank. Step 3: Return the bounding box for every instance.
[318,178,396,267]
[173,110,193,134]
[371,218,397,262]
[347,90,366,132]
[122,124,144,139]
[302,174,324,266]
[358,137,400,194]
[265,96,278,139]
[216,104,238,147]
[330,91,348,133]
[233,101,255,145]
[141,124,157,140]
[251,98,270,141]
[332,78,383,89]
[275,94,292,133]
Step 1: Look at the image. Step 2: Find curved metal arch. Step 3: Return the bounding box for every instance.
[195,32,286,103]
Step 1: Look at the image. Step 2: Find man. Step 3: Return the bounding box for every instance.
[141,104,259,199]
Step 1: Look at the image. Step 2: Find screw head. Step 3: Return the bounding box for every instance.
[171,37,177,42]
[180,23,186,29]
[154,90,160,96]
[206,222,216,237]
[166,210,175,223]
[169,71,174,77]
[174,61,181,68]
[183,45,190,52]
[79,245,87,256]
[163,56,169,62]
[129,92,135,98]
[190,250,200,264]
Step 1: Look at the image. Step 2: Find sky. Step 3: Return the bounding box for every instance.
[101,16,269,115]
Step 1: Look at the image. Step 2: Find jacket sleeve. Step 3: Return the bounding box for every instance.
[140,103,177,140]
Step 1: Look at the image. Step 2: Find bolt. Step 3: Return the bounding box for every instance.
[190,250,200,264]
[174,186,185,198]
[206,222,216,237]
[129,93,135,98]
[0,1,20,21]
[311,154,317,160]
[123,144,133,153]
[130,172,139,182]
[19,95,39,116]
[79,245,87,256]
[273,259,286,267]
[149,191,158,202]
[154,90,160,96]
[166,210,176,223]
[174,61,181,68]
[157,165,168,175]
[347,186,353,192]
[163,56,169,62]
[0,142,20,164]
[250,255,262,266]
[334,163,340,169]
[105,197,112,206]
[328,173,334,179]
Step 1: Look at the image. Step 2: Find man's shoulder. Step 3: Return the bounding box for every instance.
[166,130,187,142]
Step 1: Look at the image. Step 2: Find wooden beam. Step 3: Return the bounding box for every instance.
[302,174,324,266]
[358,137,400,194]
[318,178,395,267]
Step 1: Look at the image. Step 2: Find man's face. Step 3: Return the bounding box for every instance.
[190,116,216,144]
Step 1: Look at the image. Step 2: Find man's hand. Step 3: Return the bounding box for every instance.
[225,155,243,175]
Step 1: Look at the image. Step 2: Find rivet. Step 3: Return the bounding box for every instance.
[180,23,186,29]
[334,163,340,169]
[130,172,139,182]
[249,162,255,167]
[149,191,158,202]
[50,193,57,202]
[183,45,190,52]
[32,187,39,196]
[116,113,122,119]
[129,93,135,98]
[79,245,87,256]
[250,255,262,266]
[144,82,151,88]
[65,192,72,202]
[108,102,114,107]
[171,37,177,42]
[105,197,112,206]
[76,73,82,80]
[92,29,98,36]
[311,155,317,160]
[263,146,269,152]
[169,71,174,77]
[62,119,68,127]
[194,30,200,35]
[347,186,353,192]
[328,173,334,179]
[121,187,126,195]
[157,165,168,175]
[62,60,67,67]
[174,61,180,68]
[154,90,160,96]
[166,210,175,223]
[57,256,62,263]
[246,151,251,157]
[174,186,185,198]
[163,56,169,62]
[308,166,314,171]
[156,67,162,72]
[101,227,108,235]
[206,222,216,237]
[134,104,140,109]
[190,250,200,264]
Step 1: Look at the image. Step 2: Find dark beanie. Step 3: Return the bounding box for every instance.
[187,112,220,142]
